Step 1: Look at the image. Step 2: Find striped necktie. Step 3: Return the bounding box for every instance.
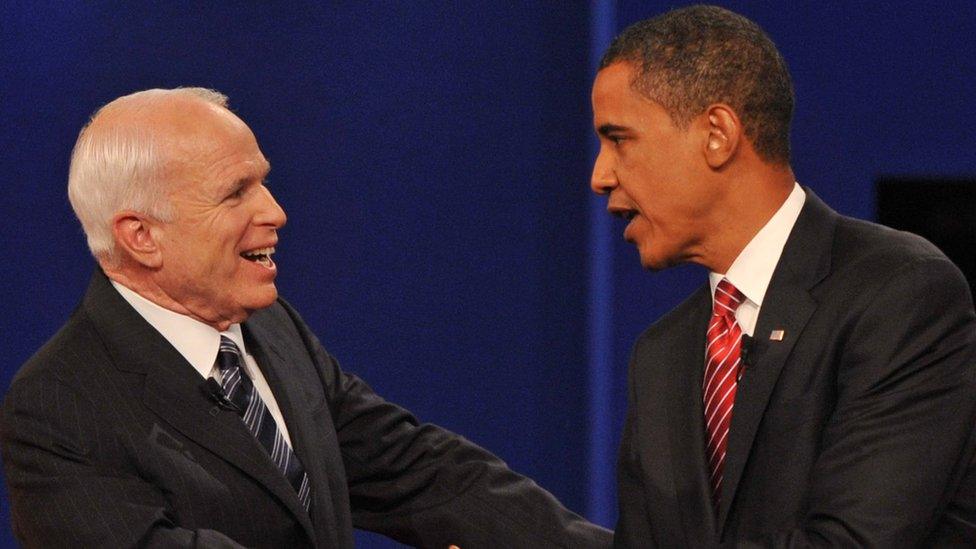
[215,335,311,511]
[703,279,745,509]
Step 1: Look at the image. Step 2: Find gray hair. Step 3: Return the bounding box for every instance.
[67,87,229,264]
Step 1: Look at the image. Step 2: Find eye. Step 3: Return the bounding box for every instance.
[224,185,246,201]
[607,134,624,145]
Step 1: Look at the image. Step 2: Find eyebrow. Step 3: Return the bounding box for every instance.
[224,163,272,195]
[247,161,273,184]
[597,124,628,137]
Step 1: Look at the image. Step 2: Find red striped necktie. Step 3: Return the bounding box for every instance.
[703,278,745,508]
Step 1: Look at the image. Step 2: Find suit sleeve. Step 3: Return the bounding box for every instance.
[277,300,612,549]
[739,256,976,548]
[1,369,246,549]
[613,354,656,547]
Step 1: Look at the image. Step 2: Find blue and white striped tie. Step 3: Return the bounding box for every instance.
[215,336,311,511]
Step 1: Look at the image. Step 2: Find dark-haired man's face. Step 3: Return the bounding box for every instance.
[590,61,719,270]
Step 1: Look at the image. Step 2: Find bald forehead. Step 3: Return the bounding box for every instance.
[90,91,265,177]
[91,92,241,138]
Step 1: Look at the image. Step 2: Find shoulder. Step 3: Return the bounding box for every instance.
[826,215,971,305]
[2,308,106,450]
[810,216,976,368]
[832,215,950,271]
[9,305,102,393]
[246,296,316,344]
[797,191,953,283]
[633,284,710,351]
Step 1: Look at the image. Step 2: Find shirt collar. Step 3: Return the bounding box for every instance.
[709,182,806,307]
[110,280,248,378]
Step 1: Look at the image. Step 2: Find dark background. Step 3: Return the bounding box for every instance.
[2,1,974,547]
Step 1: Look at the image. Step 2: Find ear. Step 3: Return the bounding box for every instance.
[111,211,164,269]
[702,104,741,169]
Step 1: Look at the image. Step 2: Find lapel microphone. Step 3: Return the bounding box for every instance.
[202,378,243,414]
[739,334,756,381]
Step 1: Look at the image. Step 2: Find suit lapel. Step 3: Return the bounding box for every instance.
[142,361,317,543]
[717,279,815,529]
[655,287,718,544]
[717,190,836,532]
[243,319,346,547]
[82,271,316,542]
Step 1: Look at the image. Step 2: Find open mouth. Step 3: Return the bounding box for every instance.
[240,246,275,268]
[610,208,638,221]
[608,207,640,242]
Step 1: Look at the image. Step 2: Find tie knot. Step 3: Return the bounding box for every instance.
[713,279,744,318]
[216,335,244,373]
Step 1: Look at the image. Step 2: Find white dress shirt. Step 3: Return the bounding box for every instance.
[708,183,806,337]
[111,281,293,446]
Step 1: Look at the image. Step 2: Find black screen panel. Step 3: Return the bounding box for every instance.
[876,178,976,300]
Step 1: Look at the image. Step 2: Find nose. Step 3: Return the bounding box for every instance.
[255,184,287,229]
[590,146,617,195]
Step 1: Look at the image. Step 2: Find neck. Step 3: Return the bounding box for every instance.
[102,264,237,331]
[703,163,795,274]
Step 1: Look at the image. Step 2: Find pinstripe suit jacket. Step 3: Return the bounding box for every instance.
[1,270,611,548]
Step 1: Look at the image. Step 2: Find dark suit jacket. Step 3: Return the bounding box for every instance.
[1,270,611,548]
[614,190,976,548]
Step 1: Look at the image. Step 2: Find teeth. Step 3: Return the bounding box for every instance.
[242,246,275,258]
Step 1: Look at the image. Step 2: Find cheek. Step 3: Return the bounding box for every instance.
[619,152,670,196]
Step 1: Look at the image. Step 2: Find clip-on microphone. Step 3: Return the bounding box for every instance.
[202,378,243,414]
[738,334,756,381]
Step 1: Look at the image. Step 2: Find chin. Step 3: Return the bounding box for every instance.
[637,249,678,272]
[244,285,279,312]
[636,247,663,271]
[640,259,668,272]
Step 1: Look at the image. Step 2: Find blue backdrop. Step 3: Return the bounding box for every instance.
[2,2,974,547]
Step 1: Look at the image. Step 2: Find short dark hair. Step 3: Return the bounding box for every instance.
[600,5,794,164]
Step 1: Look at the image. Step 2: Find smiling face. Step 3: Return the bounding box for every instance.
[591,61,724,270]
[150,99,287,327]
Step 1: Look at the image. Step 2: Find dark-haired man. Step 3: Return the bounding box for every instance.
[591,5,976,547]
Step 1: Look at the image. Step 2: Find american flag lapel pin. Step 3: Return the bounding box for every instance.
[769,329,785,341]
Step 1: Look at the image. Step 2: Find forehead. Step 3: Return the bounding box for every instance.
[592,61,665,125]
[593,61,636,98]
[165,107,269,183]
